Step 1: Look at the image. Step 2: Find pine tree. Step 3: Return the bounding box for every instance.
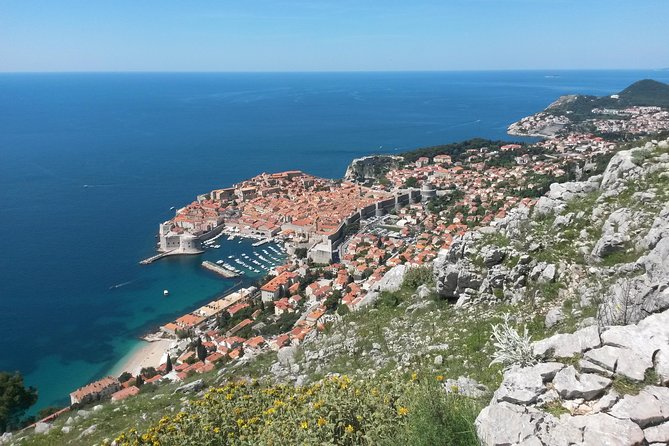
[197,343,207,362]
[165,354,173,373]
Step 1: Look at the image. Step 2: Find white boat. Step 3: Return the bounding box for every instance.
[228,255,234,259]
[163,289,169,296]
[216,260,224,264]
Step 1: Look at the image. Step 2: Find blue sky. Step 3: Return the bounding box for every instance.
[1,0,668,72]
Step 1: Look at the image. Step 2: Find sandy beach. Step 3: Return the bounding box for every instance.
[113,339,173,376]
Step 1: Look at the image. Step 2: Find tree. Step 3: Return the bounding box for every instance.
[118,372,132,383]
[165,355,173,373]
[140,367,158,379]
[403,177,419,188]
[294,248,307,259]
[196,343,208,362]
[135,375,144,388]
[0,372,38,433]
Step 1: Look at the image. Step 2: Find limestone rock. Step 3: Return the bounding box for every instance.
[600,149,645,190]
[494,363,563,405]
[644,420,669,444]
[480,245,506,268]
[544,307,564,329]
[443,376,489,398]
[533,325,601,359]
[552,366,611,400]
[577,412,644,446]
[609,386,669,428]
[78,424,97,439]
[175,379,204,394]
[34,422,51,434]
[475,402,550,445]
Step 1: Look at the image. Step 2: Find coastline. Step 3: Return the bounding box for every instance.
[110,338,173,377]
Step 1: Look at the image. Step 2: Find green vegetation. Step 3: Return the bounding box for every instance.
[548,79,669,121]
[0,371,38,433]
[110,374,480,446]
[402,266,434,289]
[400,138,523,164]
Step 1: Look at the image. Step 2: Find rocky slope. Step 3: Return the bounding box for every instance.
[470,138,669,445]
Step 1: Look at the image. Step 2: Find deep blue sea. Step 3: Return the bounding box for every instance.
[2,70,669,410]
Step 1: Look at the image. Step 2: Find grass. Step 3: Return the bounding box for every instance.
[541,400,570,417]
[611,369,660,396]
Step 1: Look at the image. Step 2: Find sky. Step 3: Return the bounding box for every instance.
[1,0,668,72]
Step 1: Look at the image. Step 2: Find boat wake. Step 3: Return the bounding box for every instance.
[109,280,133,290]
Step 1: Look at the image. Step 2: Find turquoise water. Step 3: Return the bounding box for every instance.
[2,71,669,410]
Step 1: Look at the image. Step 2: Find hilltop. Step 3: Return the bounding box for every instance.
[548,79,669,118]
[509,79,669,138]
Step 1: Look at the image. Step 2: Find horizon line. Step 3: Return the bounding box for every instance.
[1,68,668,75]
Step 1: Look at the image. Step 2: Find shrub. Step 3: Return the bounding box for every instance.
[402,266,434,289]
[489,314,536,369]
[111,374,480,446]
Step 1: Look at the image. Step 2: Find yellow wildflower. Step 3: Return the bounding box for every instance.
[301,421,309,430]
[317,417,327,427]
[398,406,409,416]
[345,424,354,434]
[436,375,444,382]
[411,373,418,382]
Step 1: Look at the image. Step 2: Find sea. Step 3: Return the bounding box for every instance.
[2,70,669,410]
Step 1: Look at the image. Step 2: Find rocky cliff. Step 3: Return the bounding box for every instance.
[343,154,403,183]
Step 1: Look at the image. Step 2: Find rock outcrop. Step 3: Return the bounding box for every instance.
[344,155,403,183]
[476,308,669,446]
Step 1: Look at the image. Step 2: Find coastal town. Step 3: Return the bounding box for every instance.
[65,85,669,411]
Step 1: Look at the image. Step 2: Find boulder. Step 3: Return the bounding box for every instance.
[175,379,204,394]
[78,424,97,439]
[544,307,564,329]
[416,284,432,299]
[494,363,563,405]
[443,376,489,398]
[34,422,51,434]
[552,366,611,400]
[277,345,299,366]
[371,264,407,293]
[600,149,645,190]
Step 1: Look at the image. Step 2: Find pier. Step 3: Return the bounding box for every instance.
[139,250,175,265]
[252,238,273,247]
[202,261,240,278]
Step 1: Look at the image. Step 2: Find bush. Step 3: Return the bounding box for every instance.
[402,266,434,289]
[112,374,480,446]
